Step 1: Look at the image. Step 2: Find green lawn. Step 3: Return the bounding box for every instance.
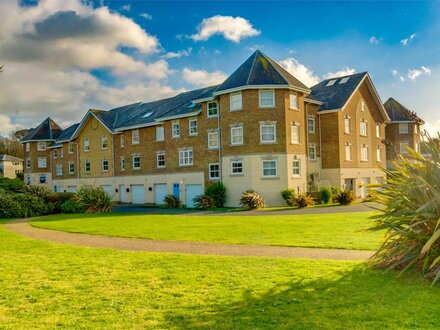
[31,211,384,250]
[1,220,439,329]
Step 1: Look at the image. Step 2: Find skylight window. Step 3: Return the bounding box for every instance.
[339,77,350,84]
[326,79,337,86]
[142,111,154,118]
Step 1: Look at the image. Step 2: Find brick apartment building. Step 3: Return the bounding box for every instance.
[21,50,424,206]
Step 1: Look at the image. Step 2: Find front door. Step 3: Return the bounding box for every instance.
[173,183,180,200]
[119,184,126,203]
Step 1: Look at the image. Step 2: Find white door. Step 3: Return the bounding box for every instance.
[154,184,168,205]
[131,185,145,204]
[360,178,370,198]
[101,185,113,198]
[119,184,126,203]
[58,186,64,193]
[67,186,77,193]
[185,184,203,208]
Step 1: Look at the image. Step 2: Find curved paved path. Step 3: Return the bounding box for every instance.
[4,219,374,261]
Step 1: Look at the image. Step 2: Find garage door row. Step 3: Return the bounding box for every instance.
[105,183,203,208]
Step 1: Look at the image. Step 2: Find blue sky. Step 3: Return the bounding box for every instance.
[1,0,440,134]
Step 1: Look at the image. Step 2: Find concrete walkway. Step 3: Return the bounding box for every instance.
[4,219,374,261]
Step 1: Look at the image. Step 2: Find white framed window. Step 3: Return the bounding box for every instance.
[68,161,75,174]
[259,89,275,108]
[120,156,125,171]
[60,148,63,159]
[400,141,409,154]
[231,126,243,145]
[26,158,30,169]
[340,77,350,84]
[172,121,180,138]
[361,145,369,162]
[84,138,90,152]
[209,163,220,180]
[132,129,140,144]
[207,102,218,117]
[309,145,317,161]
[230,92,242,111]
[156,126,165,141]
[231,161,243,175]
[208,130,219,149]
[291,124,300,144]
[25,143,30,152]
[308,116,315,133]
[344,116,351,134]
[376,123,381,138]
[84,160,91,173]
[399,123,409,134]
[179,149,193,166]
[262,160,277,177]
[376,146,382,162]
[189,119,198,136]
[53,149,58,159]
[102,159,109,172]
[345,144,352,161]
[56,164,63,176]
[68,143,74,154]
[326,79,337,87]
[260,124,276,143]
[101,135,108,150]
[415,141,420,153]
[292,158,301,177]
[132,155,141,170]
[37,157,47,168]
[37,141,46,151]
[290,92,299,110]
[360,120,368,136]
[157,153,165,168]
[120,134,125,148]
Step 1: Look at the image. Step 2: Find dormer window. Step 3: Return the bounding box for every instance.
[339,77,350,84]
[326,79,337,87]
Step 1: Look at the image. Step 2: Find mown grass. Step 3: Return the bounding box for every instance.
[31,211,383,250]
[1,220,439,329]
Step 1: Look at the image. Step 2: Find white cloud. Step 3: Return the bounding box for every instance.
[400,33,416,46]
[121,4,130,11]
[246,44,264,52]
[189,15,260,43]
[391,69,406,82]
[140,12,152,20]
[162,48,192,59]
[323,67,356,79]
[369,36,382,44]
[0,115,21,136]
[408,66,431,81]
[422,120,440,137]
[182,68,227,87]
[279,58,320,87]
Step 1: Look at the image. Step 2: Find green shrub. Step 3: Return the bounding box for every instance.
[240,190,264,210]
[76,187,112,213]
[280,189,296,206]
[293,193,315,208]
[14,194,49,217]
[55,192,76,203]
[0,191,24,218]
[0,177,25,193]
[334,190,354,205]
[318,186,332,204]
[205,182,227,208]
[370,136,440,284]
[23,185,52,200]
[193,194,215,209]
[163,194,181,208]
[331,186,342,201]
[61,200,85,214]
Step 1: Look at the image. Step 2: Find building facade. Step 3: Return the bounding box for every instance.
[0,154,23,179]
[22,50,418,206]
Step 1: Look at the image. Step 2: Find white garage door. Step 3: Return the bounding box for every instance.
[185,184,203,208]
[101,185,113,198]
[131,185,145,204]
[154,184,168,205]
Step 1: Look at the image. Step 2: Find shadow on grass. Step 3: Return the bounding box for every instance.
[162,265,438,329]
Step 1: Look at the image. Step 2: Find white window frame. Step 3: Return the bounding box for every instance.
[37,141,46,151]
[290,92,299,110]
[360,120,368,137]
[156,126,165,141]
[84,160,91,173]
[208,130,219,149]
[376,146,382,162]
[132,129,140,145]
[231,126,243,145]
[415,141,420,153]
[172,121,180,138]
[68,143,74,154]
[120,156,125,171]
[179,149,193,166]
[345,144,352,161]
[207,101,218,117]
[189,119,198,136]
[291,123,300,144]
[25,143,30,152]
[400,141,409,154]
[309,145,317,161]
[260,124,276,144]
[53,149,58,159]
[120,134,125,148]
[292,158,301,177]
[259,89,275,108]
[209,163,220,180]
[230,92,242,111]
[101,159,109,173]
[56,164,63,176]
[84,138,90,152]
[262,160,278,178]
[132,155,141,170]
[231,161,243,175]
[361,145,369,162]
[101,135,108,150]
[344,117,351,134]
[308,116,315,134]
[375,123,381,138]
[399,123,409,134]
[361,101,365,112]
[157,153,165,168]
[37,157,47,168]
[68,161,75,175]
[60,148,63,159]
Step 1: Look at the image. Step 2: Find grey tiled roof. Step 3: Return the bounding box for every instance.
[309,72,368,111]
[56,123,79,141]
[215,50,310,93]
[0,154,23,162]
[384,97,424,123]
[21,117,63,142]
